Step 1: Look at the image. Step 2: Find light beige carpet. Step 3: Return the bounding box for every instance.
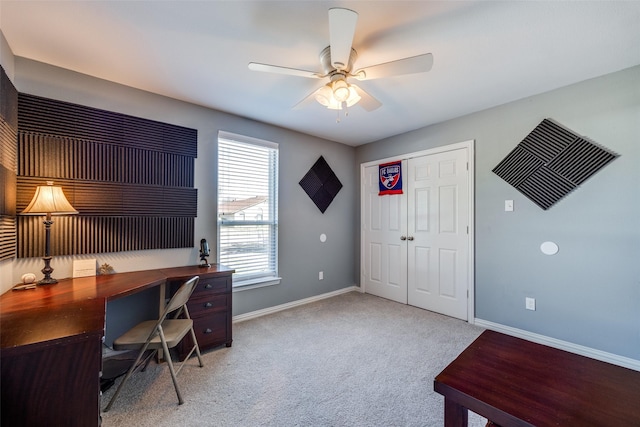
[101,291,487,426]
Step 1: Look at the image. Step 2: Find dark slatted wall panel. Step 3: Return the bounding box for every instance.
[493,119,618,210]
[491,146,543,188]
[18,94,197,157]
[0,217,16,260]
[17,93,197,258]
[16,178,196,217]
[18,216,194,257]
[18,134,194,187]
[0,66,18,260]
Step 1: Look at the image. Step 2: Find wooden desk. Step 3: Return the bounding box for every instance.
[0,264,233,427]
[434,330,640,427]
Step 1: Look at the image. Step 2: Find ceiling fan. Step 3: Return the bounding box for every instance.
[248,8,433,115]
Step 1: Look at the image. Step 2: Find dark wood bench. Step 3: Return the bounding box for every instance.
[434,330,640,426]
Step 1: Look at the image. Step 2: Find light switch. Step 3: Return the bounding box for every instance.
[505,200,514,212]
[525,297,536,311]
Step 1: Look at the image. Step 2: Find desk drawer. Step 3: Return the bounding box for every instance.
[187,293,228,316]
[193,276,231,295]
[192,311,229,348]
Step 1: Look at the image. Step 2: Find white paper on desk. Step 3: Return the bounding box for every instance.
[73,259,97,278]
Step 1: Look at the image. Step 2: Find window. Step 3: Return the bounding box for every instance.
[217,131,279,288]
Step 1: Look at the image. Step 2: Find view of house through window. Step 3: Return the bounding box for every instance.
[217,131,279,286]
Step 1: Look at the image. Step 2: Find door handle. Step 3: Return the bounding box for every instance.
[400,236,407,241]
[407,236,414,241]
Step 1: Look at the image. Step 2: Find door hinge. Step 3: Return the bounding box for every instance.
[466,162,469,171]
[466,226,469,234]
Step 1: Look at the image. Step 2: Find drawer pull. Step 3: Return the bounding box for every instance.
[204,302,213,308]
[204,328,212,334]
[204,284,213,289]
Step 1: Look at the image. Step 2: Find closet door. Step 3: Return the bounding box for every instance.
[407,148,469,320]
[361,144,471,321]
[361,164,408,304]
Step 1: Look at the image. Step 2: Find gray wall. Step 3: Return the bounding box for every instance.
[356,65,640,360]
[9,57,357,321]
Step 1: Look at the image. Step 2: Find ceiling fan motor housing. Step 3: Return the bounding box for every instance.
[320,46,357,76]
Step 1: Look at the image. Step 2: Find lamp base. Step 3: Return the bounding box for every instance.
[39,255,57,285]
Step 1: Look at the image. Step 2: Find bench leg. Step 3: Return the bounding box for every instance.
[444,397,468,427]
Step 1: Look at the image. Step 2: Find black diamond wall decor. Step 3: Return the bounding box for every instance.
[299,156,342,213]
[493,119,618,210]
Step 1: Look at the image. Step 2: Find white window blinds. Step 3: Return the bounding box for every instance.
[217,131,279,286]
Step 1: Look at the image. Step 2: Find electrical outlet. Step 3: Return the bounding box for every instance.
[525,297,536,311]
[319,271,323,280]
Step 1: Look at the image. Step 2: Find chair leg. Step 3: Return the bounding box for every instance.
[160,330,184,405]
[189,327,204,368]
[103,341,152,412]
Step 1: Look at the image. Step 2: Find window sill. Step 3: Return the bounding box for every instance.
[232,277,281,292]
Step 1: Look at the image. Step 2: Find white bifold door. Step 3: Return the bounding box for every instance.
[361,144,471,321]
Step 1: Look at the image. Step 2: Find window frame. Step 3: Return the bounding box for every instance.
[217,131,280,289]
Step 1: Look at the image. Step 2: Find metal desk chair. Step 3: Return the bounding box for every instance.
[103,275,204,411]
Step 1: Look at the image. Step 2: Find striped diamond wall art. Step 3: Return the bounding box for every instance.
[299,156,342,214]
[493,119,618,210]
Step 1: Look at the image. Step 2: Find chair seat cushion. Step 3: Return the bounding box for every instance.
[113,319,194,350]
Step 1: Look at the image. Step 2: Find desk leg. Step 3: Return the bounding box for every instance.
[444,398,468,427]
[157,283,166,361]
[158,282,166,314]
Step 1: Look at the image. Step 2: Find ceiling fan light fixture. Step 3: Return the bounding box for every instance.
[314,85,333,107]
[316,80,361,110]
[331,79,350,102]
[325,96,344,110]
[346,85,361,106]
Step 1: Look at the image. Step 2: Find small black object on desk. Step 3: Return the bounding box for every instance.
[199,238,211,268]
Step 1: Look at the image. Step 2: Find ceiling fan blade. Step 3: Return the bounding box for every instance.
[248,62,324,79]
[352,53,434,81]
[292,87,322,110]
[351,84,382,111]
[329,8,358,71]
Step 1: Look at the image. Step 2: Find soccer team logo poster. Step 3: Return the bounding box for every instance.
[379,160,403,195]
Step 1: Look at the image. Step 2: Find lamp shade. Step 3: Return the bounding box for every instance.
[21,183,78,215]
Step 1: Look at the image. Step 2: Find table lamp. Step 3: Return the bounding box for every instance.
[20,182,78,285]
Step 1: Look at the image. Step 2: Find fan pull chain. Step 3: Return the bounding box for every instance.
[336,102,350,123]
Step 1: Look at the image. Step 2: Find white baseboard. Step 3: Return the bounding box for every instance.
[474,318,640,372]
[232,285,360,323]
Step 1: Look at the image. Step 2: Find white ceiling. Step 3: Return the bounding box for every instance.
[2,1,639,146]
